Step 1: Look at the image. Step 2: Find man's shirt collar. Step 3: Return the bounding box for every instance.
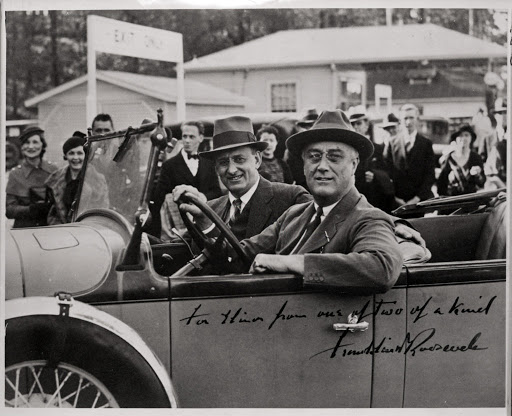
[228,175,260,211]
[312,200,338,221]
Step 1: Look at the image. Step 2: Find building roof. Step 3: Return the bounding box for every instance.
[184,24,507,72]
[25,70,251,108]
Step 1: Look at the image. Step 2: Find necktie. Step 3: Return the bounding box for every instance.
[405,139,412,154]
[293,206,323,253]
[230,199,242,225]
[187,154,199,160]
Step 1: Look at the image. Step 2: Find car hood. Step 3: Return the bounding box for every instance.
[6,225,112,299]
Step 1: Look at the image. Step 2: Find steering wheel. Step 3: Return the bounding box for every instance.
[177,192,252,268]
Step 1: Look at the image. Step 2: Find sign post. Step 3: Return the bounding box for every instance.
[86,15,185,127]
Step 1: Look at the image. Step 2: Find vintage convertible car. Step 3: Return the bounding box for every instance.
[4,111,507,408]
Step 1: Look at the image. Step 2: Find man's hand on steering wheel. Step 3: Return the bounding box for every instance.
[173,185,212,230]
[172,184,252,270]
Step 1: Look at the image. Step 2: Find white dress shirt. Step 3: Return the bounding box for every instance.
[182,149,199,176]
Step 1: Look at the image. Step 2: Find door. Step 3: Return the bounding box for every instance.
[403,263,506,407]
[170,291,375,407]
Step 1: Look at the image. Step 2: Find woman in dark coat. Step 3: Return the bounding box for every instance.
[46,135,109,225]
[6,126,57,228]
[437,125,485,196]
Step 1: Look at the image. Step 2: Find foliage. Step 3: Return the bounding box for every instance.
[5,8,507,119]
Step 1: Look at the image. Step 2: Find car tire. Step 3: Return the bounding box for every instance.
[5,315,173,408]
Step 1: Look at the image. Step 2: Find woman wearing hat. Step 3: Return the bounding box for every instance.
[437,125,485,197]
[6,126,57,228]
[45,135,109,224]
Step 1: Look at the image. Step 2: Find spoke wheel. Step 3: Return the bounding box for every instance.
[5,360,119,408]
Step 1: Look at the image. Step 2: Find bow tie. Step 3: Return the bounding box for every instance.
[186,153,199,160]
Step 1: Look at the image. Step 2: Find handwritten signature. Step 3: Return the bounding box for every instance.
[309,328,487,360]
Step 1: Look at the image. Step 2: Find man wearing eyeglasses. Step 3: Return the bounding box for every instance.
[176,111,410,293]
[174,116,311,241]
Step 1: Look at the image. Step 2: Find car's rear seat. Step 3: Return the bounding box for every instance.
[475,197,507,260]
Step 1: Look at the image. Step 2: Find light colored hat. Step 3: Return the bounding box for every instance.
[381,113,400,130]
[348,105,369,123]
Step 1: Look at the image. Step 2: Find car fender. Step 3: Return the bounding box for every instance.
[6,224,116,299]
[6,296,178,408]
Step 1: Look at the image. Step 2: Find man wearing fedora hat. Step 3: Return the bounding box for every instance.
[348,106,395,213]
[177,110,404,293]
[283,107,320,190]
[174,115,311,241]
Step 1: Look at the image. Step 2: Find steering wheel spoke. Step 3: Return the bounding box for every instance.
[176,192,252,273]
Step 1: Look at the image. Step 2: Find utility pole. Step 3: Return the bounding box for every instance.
[469,9,474,36]
[385,8,393,26]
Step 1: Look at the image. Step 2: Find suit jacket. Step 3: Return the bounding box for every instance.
[208,176,311,239]
[240,186,403,294]
[151,152,222,236]
[384,133,435,201]
[155,152,221,205]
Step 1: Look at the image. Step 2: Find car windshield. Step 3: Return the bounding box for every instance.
[75,132,153,224]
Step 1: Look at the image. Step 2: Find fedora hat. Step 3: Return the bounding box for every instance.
[348,105,369,123]
[296,108,319,128]
[492,98,507,115]
[381,113,399,130]
[200,116,267,159]
[286,110,374,161]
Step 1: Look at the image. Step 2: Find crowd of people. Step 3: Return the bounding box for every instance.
[5,101,507,240]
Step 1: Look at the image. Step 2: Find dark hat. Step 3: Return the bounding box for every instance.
[450,124,476,143]
[72,130,87,139]
[286,110,374,161]
[63,136,87,155]
[296,108,319,128]
[200,116,267,159]
[348,105,369,123]
[18,126,44,144]
[381,113,400,130]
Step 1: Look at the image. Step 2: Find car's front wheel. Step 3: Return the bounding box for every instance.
[5,298,177,408]
[5,360,119,408]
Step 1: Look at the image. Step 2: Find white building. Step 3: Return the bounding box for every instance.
[184,24,507,121]
[25,70,251,164]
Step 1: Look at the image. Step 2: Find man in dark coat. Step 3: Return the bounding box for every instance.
[173,116,311,241]
[176,110,405,293]
[349,107,394,213]
[153,121,222,236]
[384,103,436,208]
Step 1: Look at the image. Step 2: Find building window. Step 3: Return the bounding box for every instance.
[338,79,363,111]
[270,82,297,112]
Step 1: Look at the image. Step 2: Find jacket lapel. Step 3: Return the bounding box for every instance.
[280,202,316,254]
[177,152,195,182]
[245,178,273,238]
[298,187,362,254]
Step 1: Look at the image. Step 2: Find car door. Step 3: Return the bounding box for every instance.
[403,260,506,407]
[168,274,378,408]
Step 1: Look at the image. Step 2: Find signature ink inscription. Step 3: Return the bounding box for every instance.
[268,301,307,330]
[410,297,432,323]
[448,296,497,315]
[310,329,487,360]
[180,304,210,325]
[221,308,264,324]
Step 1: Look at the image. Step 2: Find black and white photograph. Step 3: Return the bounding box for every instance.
[1,1,510,413]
